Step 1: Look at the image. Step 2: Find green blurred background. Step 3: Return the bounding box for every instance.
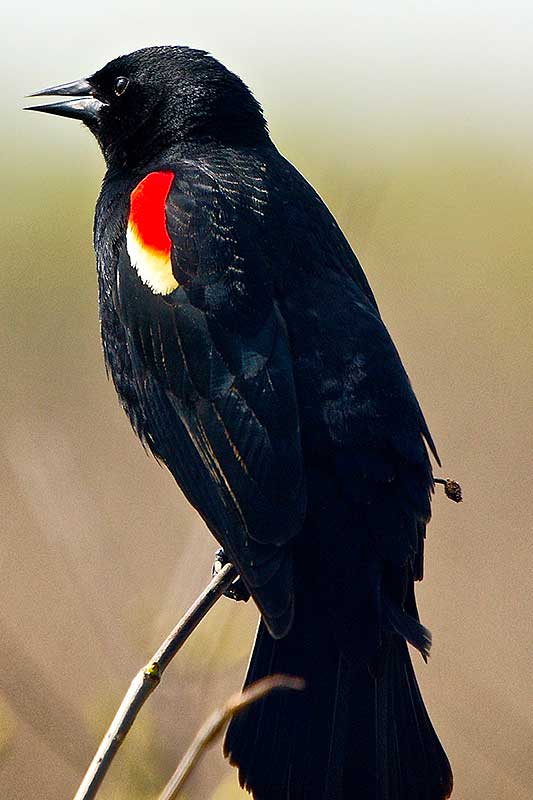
[1,2,532,798]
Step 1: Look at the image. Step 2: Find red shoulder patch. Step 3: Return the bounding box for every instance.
[126,171,178,295]
[128,171,174,255]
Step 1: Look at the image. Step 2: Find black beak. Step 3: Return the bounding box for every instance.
[25,78,106,123]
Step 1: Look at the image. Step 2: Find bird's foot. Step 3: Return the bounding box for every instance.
[212,548,250,602]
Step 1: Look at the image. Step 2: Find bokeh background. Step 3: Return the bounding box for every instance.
[1,1,532,798]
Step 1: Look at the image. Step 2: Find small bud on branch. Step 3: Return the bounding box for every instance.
[434,477,463,503]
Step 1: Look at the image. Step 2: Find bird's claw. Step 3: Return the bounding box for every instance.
[212,548,250,602]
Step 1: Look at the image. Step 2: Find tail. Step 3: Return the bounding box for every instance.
[224,618,453,799]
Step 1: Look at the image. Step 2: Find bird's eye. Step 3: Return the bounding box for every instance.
[114,76,129,96]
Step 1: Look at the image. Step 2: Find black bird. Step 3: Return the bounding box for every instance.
[28,46,453,799]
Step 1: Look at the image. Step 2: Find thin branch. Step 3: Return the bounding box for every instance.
[72,562,239,800]
[158,675,306,800]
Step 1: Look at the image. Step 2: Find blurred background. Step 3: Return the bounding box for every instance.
[1,1,532,798]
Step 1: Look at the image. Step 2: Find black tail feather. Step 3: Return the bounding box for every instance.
[225,620,452,799]
[378,638,453,799]
[382,596,432,661]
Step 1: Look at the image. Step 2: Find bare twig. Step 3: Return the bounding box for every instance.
[72,562,239,800]
[158,674,306,800]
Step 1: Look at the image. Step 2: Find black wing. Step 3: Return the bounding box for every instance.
[259,154,439,631]
[112,160,306,637]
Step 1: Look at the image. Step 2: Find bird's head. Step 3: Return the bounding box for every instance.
[27,46,269,170]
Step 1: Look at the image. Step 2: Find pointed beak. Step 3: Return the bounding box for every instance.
[25,78,106,123]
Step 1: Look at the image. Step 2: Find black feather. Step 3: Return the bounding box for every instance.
[226,621,452,800]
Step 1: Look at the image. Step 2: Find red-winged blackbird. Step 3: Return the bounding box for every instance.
[28,46,453,799]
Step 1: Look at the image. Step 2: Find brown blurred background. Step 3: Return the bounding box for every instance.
[1,2,532,798]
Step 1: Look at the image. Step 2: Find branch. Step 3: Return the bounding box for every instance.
[72,562,239,800]
[157,674,305,800]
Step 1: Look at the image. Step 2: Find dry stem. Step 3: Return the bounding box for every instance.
[158,674,305,800]
[72,562,238,800]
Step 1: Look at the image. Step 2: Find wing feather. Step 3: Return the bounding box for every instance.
[113,162,306,637]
